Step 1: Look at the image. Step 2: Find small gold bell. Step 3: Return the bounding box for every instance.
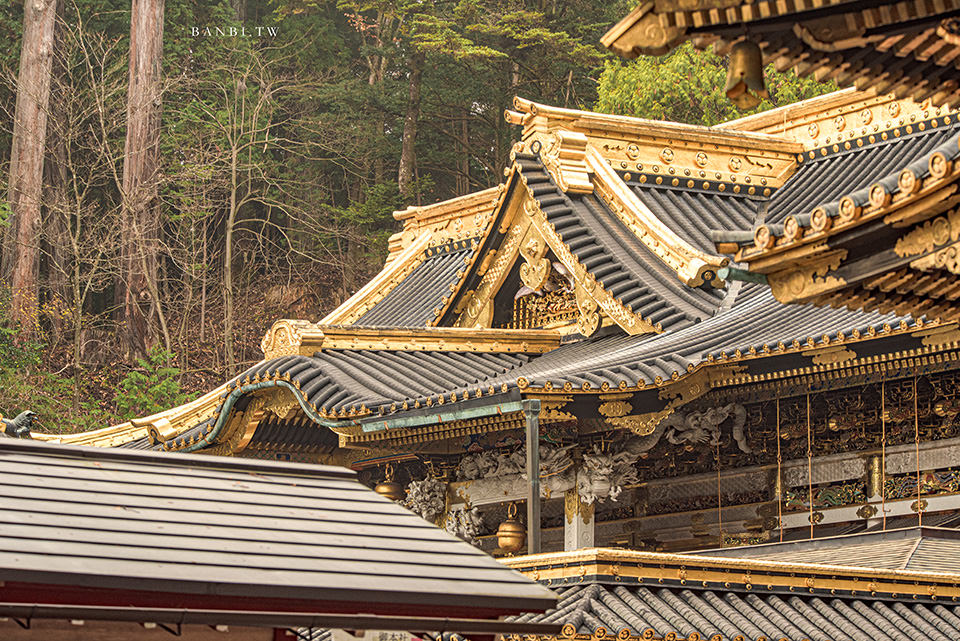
[496,502,526,554]
[374,463,405,502]
[725,39,769,110]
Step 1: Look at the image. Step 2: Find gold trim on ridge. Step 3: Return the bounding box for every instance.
[503,547,960,599]
[262,320,563,358]
[587,147,728,288]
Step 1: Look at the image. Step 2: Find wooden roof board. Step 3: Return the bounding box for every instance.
[0,439,556,616]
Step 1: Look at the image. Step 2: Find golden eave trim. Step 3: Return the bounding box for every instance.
[394,186,501,225]
[262,319,563,358]
[513,97,802,155]
[32,380,231,449]
[503,547,960,595]
[320,232,433,325]
[587,147,728,287]
[718,88,865,133]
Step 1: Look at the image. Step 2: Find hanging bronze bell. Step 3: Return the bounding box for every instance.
[374,463,405,502]
[496,502,526,554]
[725,39,769,110]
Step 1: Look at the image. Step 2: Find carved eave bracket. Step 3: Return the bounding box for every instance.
[600,1,687,58]
[766,252,848,305]
[538,129,593,194]
[261,319,323,360]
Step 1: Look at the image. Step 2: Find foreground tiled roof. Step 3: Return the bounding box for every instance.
[0,439,556,618]
[511,582,960,641]
[695,527,960,574]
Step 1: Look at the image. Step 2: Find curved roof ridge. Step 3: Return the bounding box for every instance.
[739,120,960,265]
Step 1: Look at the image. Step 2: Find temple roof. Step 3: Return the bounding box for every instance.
[504,546,960,641]
[34,90,960,453]
[695,526,960,574]
[0,439,557,626]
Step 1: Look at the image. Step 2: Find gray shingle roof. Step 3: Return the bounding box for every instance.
[764,124,959,226]
[0,439,556,618]
[632,183,760,254]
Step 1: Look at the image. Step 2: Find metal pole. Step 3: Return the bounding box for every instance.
[523,399,541,554]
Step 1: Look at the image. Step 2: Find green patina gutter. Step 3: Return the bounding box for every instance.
[718,266,768,284]
[183,380,349,452]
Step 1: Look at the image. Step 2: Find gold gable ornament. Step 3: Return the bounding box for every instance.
[725,40,769,110]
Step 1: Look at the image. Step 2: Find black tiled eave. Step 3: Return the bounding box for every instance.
[764,119,960,225]
[629,186,761,254]
[511,582,960,641]
[518,155,725,332]
[355,239,477,328]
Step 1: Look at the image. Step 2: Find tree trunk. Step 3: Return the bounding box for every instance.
[398,51,424,199]
[231,0,245,22]
[118,0,164,361]
[223,147,238,376]
[44,5,71,348]
[3,0,58,336]
[457,113,470,194]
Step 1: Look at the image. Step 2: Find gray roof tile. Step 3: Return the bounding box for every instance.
[0,439,555,616]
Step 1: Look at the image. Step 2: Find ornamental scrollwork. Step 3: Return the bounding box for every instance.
[261,319,315,359]
[575,284,601,337]
[767,254,846,302]
[895,208,960,258]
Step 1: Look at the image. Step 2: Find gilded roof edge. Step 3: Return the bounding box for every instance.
[322,186,501,326]
[502,546,960,597]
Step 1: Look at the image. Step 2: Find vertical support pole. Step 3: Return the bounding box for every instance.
[564,488,595,551]
[523,399,541,554]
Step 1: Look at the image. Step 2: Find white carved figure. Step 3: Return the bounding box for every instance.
[456,444,576,497]
[405,476,447,523]
[577,444,640,505]
[663,403,751,453]
[445,506,484,544]
[520,443,576,498]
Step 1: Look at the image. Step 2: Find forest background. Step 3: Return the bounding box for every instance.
[0,0,833,433]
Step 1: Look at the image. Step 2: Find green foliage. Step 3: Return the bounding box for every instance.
[596,41,837,126]
[0,289,112,433]
[114,346,189,420]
